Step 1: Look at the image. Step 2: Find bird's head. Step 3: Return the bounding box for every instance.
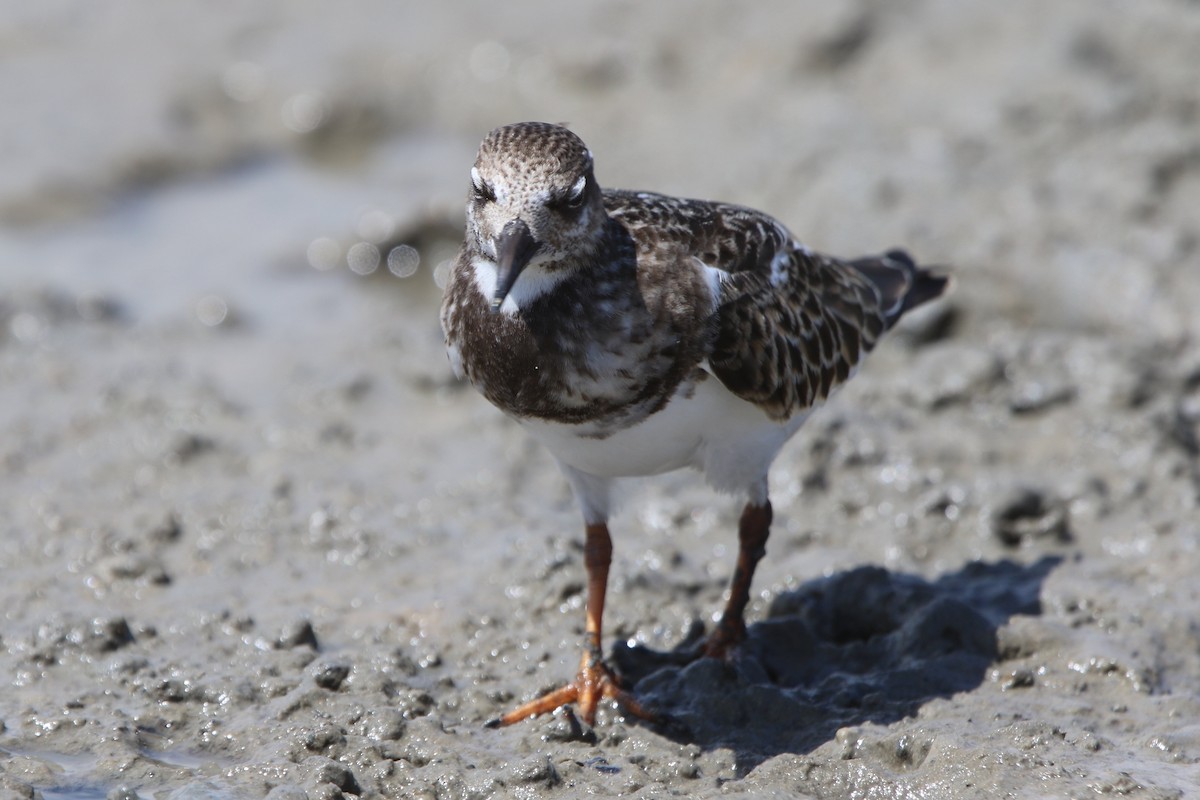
[466,122,606,312]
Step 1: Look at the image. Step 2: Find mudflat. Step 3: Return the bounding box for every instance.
[2,3,1199,798]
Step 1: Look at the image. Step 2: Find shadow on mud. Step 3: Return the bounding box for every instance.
[614,556,1062,774]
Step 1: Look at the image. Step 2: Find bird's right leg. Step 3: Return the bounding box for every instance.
[486,521,655,727]
[486,468,655,728]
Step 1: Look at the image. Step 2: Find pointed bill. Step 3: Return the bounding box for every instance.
[491,219,542,312]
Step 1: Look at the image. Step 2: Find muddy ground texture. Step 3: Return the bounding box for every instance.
[3,2,1200,799]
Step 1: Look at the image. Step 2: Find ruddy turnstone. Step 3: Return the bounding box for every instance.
[441,121,948,728]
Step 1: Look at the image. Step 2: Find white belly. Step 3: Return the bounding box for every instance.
[518,373,810,495]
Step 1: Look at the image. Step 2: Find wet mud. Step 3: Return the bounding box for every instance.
[3,2,1200,798]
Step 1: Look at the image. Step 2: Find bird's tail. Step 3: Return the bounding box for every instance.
[849,248,950,327]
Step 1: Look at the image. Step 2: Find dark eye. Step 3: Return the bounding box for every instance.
[472,180,495,204]
[551,177,588,213]
[564,188,587,209]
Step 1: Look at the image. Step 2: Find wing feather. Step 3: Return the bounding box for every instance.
[604,190,946,421]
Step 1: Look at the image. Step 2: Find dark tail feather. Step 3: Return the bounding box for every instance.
[850,248,950,327]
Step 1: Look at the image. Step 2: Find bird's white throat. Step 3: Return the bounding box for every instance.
[471,256,573,315]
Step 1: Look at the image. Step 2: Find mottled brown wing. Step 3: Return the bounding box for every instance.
[604,190,797,277]
[604,191,944,421]
[709,246,891,421]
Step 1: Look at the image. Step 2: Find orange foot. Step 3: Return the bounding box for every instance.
[485,653,657,728]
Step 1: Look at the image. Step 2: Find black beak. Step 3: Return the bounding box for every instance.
[491,219,541,312]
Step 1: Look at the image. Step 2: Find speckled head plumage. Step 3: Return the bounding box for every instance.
[467,122,606,309]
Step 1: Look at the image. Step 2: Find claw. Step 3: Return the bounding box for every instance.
[486,654,657,728]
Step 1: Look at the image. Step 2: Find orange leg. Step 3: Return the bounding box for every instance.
[702,500,772,658]
[487,522,657,728]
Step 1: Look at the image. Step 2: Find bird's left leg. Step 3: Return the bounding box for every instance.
[702,496,773,658]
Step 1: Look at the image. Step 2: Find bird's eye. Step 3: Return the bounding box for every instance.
[553,176,588,213]
[473,180,496,204]
[471,168,495,203]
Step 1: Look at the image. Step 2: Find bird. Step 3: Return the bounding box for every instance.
[440,121,949,728]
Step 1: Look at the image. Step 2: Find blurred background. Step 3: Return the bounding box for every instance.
[4,0,1198,353]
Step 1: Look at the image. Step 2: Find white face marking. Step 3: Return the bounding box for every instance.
[471,255,498,297]
[471,256,569,316]
[506,264,572,309]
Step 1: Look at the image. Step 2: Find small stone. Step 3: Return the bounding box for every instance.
[148,514,183,544]
[395,689,435,719]
[989,487,1071,547]
[303,755,361,795]
[277,619,320,650]
[311,660,351,691]
[542,709,597,743]
[307,784,344,800]
[365,708,407,741]
[509,755,561,786]
[302,723,346,753]
[1002,668,1036,690]
[87,616,136,653]
[95,553,170,585]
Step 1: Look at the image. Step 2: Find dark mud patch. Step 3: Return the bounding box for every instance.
[616,557,1060,772]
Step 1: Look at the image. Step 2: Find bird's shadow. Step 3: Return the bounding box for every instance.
[611,556,1062,775]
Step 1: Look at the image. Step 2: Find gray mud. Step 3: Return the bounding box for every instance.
[3,2,1200,798]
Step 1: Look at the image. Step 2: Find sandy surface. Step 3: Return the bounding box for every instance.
[3,2,1200,798]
